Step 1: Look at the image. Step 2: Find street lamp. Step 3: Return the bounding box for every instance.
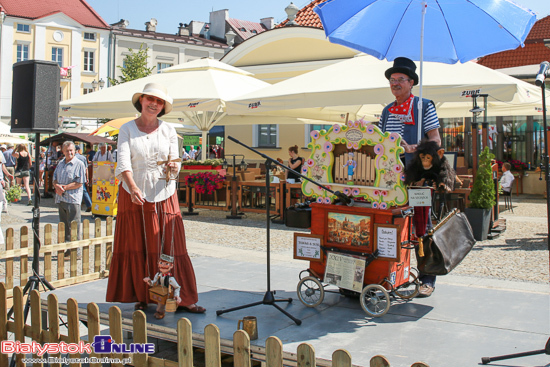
[223,154,247,219]
[99,78,105,89]
[91,79,98,90]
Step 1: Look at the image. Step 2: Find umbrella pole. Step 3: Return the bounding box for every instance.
[417,1,427,144]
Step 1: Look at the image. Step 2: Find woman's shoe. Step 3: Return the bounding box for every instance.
[27,200,32,206]
[178,304,206,313]
[154,312,165,319]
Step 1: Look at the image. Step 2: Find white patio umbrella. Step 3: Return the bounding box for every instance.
[60,58,270,155]
[226,55,545,121]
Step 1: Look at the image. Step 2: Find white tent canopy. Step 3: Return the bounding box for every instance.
[226,55,546,121]
[60,58,270,155]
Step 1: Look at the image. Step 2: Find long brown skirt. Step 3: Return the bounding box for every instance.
[106,188,198,306]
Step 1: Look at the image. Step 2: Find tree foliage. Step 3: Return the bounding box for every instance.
[469,146,496,209]
[108,44,155,85]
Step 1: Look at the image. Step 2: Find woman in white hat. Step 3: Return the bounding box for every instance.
[106,83,205,314]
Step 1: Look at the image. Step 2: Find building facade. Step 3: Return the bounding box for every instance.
[0,0,111,121]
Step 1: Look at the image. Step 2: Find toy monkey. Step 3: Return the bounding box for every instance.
[405,139,455,237]
[143,254,182,319]
[404,139,455,192]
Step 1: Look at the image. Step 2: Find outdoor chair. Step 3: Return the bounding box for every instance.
[502,178,515,213]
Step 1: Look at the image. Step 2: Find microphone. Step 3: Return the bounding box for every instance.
[334,191,353,206]
[535,61,549,87]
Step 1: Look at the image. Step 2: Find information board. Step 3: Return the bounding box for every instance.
[373,224,401,261]
[293,233,324,262]
[408,188,432,207]
[324,252,365,292]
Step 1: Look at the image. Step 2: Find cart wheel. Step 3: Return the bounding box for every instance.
[360,284,390,317]
[297,276,325,307]
[394,271,420,299]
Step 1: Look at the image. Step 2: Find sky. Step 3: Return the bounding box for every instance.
[87,0,550,35]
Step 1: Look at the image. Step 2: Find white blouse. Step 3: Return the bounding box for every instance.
[115,120,181,202]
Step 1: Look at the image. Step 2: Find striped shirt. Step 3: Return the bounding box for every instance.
[384,102,440,136]
[53,157,86,204]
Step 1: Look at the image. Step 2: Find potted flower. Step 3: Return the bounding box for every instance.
[5,185,22,203]
[465,147,495,241]
[184,172,226,195]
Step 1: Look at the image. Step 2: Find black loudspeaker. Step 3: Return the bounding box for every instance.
[11,60,60,133]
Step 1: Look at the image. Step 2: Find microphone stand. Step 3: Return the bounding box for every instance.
[216,136,353,326]
[481,64,550,364]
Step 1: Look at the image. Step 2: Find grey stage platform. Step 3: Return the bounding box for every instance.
[40,255,549,367]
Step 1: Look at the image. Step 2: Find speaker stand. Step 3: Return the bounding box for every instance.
[8,133,55,367]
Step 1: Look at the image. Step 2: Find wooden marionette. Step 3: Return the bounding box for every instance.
[342,151,357,185]
[143,253,182,319]
[404,139,455,241]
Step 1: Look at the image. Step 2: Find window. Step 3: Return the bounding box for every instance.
[83,88,94,95]
[52,47,63,67]
[84,32,96,41]
[251,30,258,34]
[257,124,277,147]
[239,27,246,32]
[16,44,29,62]
[84,51,94,72]
[157,62,173,73]
[16,24,30,33]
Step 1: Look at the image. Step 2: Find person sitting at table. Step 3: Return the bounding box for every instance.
[500,162,514,193]
[286,145,304,182]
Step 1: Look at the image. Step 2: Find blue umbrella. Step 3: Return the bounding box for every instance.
[314,0,536,138]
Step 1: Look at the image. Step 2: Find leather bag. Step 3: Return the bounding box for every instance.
[416,209,476,275]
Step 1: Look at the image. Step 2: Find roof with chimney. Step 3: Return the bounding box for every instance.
[227,18,267,41]
[478,16,550,70]
[277,0,326,28]
[0,0,109,29]
[112,27,228,49]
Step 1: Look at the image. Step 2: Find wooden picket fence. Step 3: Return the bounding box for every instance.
[0,283,429,367]
[0,218,114,299]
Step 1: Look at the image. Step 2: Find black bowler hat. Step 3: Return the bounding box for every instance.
[385,57,419,85]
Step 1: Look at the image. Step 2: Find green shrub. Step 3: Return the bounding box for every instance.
[469,147,496,209]
[183,159,225,166]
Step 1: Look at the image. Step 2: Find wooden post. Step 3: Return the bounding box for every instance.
[233,330,251,367]
[266,336,283,367]
[205,324,221,367]
[177,318,193,367]
[332,350,352,367]
[67,298,81,367]
[109,306,123,367]
[297,343,315,367]
[87,303,102,367]
[20,226,29,287]
[82,220,90,275]
[44,224,52,282]
[370,355,390,367]
[132,310,148,367]
[58,222,65,280]
[13,286,24,366]
[48,294,61,367]
[31,290,43,367]
[94,218,102,274]
[105,217,113,270]
[5,227,13,289]
[70,221,78,278]
[0,283,8,367]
